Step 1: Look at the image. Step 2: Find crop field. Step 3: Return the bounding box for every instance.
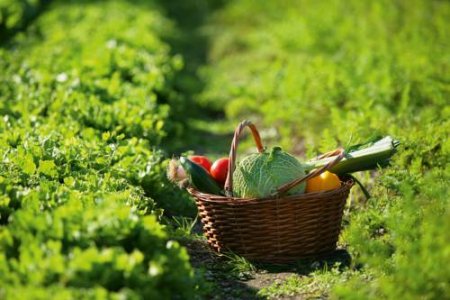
[0,0,449,299]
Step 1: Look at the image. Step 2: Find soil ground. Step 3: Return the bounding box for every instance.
[182,223,352,299]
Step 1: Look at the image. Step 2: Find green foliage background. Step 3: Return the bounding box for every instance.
[200,0,449,298]
[0,0,448,298]
[0,0,199,298]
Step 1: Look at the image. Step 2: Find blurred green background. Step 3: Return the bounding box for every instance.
[0,0,449,298]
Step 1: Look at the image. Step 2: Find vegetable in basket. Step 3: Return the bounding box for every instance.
[304,136,399,175]
[189,155,212,171]
[233,146,307,198]
[303,136,399,196]
[232,136,399,198]
[179,157,223,195]
[210,157,230,184]
[305,171,341,193]
[167,119,399,200]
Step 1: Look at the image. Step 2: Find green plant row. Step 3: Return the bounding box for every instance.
[0,0,196,216]
[0,1,198,298]
[0,199,195,299]
[200,0,450,298]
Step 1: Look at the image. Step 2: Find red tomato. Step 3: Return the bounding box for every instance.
[189,155,212,172]
[210,157,230,184]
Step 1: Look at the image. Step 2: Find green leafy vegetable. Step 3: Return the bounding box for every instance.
[179,156,223,195]
[0,0,199,298]
[233,146,306,198]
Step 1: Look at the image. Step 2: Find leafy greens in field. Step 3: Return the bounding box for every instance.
[200,0,450,298]
[0,0,199,298]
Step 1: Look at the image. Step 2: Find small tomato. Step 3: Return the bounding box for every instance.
[210,157,230,184]
[189,155,212,172]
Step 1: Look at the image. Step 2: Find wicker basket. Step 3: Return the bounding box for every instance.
[188,120,353,263]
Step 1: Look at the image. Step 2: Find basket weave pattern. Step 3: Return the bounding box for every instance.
[189,121,353,263]
[189,181,351,263]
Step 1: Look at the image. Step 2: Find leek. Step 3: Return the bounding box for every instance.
[304,136,400,175]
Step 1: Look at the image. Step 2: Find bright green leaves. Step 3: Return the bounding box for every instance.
[0,0,198,298]
[0,200,197,299]
[21,153,36,175]
[201,0,449,149]
[0,0,187,147]
[199,0,449,298]
[38,160,57,178]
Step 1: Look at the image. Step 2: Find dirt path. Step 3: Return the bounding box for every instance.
[158,2,353,299]
[182,233,352,299]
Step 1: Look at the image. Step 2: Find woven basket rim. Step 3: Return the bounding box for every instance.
[188,178,354,204]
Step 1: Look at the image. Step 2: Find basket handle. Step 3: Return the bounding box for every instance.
[224,120,345,197]
[224,120,264,196]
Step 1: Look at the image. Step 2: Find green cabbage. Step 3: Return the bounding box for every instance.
[233,147,306,198]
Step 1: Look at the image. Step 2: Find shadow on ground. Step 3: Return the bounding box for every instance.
[183,231,353,299]
[255,249,352,275]
[185,239,261,300]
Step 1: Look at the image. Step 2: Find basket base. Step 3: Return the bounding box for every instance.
[209,242,340,264]
[191,179,354,264]
[211,245,352,266]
